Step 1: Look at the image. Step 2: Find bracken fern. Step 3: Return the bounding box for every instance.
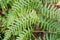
[0,0,60,40]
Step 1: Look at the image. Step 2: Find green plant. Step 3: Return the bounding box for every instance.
[0,0,60,40]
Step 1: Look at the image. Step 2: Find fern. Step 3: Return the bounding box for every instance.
[3,9,38,40]
[0,0,60,40]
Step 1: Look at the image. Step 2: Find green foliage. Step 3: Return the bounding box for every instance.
[0,0,60,40]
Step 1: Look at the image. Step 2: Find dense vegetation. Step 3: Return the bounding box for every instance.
[0,0,60,40]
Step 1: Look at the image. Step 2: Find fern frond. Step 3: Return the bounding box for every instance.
[3,9,38,40]
[2,0,60,40]
[16,28,32,40]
